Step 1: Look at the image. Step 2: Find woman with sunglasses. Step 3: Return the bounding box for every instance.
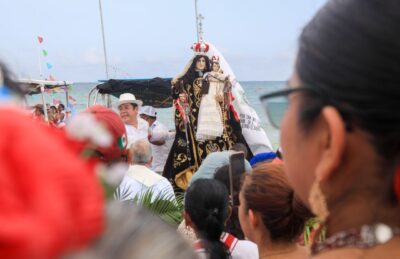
[261,0,400,258]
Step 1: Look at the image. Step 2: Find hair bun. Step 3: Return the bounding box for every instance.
[291,194,314,220]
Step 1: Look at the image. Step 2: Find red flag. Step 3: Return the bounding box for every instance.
[68,95,77,102]
[49,75,56,81]
[53,99,61,105]
[37,36,44,44]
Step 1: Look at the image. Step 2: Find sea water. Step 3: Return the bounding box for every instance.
[26,81,286,150]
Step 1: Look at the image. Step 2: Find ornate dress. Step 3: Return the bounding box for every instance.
[195,71,226,141]
[163,70,250,190]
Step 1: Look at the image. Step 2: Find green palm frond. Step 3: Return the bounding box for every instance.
[114,186,132,200]
[131,190,184,226]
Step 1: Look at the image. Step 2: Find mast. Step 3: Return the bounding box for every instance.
[194,0,204,42]
[98,0,111,107]
[194,0,199,42]
[98,0,110,79]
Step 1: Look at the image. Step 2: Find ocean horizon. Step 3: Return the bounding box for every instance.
[26,81,286,149]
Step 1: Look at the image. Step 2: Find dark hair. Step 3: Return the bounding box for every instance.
[1,62,25,96]
[178,55,211,86]
[214,165,245,239]
[58,103,65,109]
[34,105,45,115]
[241,163,313,242]
[296,0,400,203]
[185,179,230,259]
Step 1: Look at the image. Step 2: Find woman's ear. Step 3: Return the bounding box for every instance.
[248,209,259,229]
[315,106,346,181]
[127,148,133,165]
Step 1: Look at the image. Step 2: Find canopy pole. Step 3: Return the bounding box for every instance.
[65,87,70,119]
[40,84,49,123]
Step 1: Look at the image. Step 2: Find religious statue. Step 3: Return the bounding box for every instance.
[162,42,250,190]
[196,55,228,141]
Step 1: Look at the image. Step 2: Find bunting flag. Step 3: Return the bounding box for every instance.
[42,50,48,57]
[53,99,61,105]
[46,63,53,69]
[68,95,77,102]
[37,36,44,44]
[49,75,56,81]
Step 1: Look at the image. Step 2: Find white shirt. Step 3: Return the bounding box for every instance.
[125,117,149,148]
[193,232,258,259]
[228,240,258,259]
[116,164,175,201]
[149,120,170,173]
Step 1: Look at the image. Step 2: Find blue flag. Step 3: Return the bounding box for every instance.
[46,63,53,69]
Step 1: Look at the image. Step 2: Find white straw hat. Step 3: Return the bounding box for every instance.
[139,106,157,117]
[117,93,143,107]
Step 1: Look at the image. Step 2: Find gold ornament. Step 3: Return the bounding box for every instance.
[308,179,329,222]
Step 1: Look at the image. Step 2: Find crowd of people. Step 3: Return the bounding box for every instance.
[32,103,67,127]
[1,0,400,258]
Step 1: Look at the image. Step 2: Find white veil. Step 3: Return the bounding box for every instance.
[206,42,273,154]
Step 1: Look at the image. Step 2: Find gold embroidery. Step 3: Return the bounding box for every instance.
[173,153,188,168]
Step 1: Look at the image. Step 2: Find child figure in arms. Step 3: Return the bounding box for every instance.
[196,56,230,141]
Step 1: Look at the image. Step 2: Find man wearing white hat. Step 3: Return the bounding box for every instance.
[139,106,171,174]
[117,93,149,149]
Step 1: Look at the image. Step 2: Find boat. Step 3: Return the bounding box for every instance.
[18,79,73,122]
[87,77,172,108]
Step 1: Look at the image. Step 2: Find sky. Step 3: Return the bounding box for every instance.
[0,0,327,82]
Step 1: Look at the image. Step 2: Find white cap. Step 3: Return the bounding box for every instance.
[139,106,157,117]
[117,93,143,107]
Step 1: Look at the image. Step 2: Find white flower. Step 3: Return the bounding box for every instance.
[66,113,113,147]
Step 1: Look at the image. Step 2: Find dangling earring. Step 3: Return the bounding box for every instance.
[308,178,329,222]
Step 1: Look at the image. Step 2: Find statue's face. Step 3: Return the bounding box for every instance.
[212,62,220,72]
[196,57,207,71]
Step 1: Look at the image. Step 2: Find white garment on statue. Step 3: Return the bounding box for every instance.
[116,164,175,201]
[125,117,149,148]
[196,71,225,141]
[149,120,170,173]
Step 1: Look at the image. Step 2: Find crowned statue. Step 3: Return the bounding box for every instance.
[196,55,227,141]
[162,42,251,190]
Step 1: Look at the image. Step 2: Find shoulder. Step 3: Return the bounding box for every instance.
[153,121,168,132]
[206,151,230,159]
[233,240,259,259]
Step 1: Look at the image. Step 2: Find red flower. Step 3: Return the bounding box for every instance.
[0,107,104,259]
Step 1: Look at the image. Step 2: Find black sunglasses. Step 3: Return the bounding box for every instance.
[260,86,352,129]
